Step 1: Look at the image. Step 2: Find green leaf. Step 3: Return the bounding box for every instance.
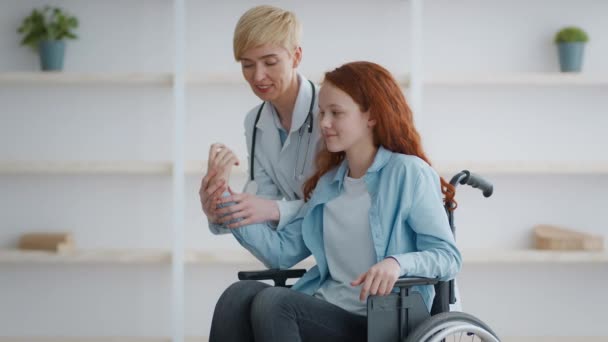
[17,5,79,46]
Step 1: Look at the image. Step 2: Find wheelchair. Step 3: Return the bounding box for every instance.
[237,170,500,342]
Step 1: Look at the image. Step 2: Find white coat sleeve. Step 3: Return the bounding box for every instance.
[244,111,303,230]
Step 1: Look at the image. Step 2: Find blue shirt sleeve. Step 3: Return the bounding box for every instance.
[389,166,462,281]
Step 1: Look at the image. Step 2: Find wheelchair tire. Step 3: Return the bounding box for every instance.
[404,311,500,342]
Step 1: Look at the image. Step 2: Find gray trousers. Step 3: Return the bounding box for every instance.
[209,280,367,342]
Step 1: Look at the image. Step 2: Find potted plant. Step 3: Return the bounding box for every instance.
[554,26,589,72]
[17,6,78,71]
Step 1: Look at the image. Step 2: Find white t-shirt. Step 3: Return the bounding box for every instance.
[314,174,377,316]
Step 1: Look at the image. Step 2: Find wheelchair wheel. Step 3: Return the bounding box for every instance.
[404,311,500,342]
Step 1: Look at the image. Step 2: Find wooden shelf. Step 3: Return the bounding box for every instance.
[194,160,608,176]
[433,160,608,175]
[0,249,171,264]
[0,71,410,87]
[3,71,606,87]
[2,248,606,265]
[461,249,608,264]
[2,160,607,176]
[0,72,173,85]
[1,159,607,177]
[191,249,608,265]
[425,72,608,87]
[0,161,173,175]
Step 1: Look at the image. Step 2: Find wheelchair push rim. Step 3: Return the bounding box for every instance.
[405,312,500,342]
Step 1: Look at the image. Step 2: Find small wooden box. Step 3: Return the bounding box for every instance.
[534,225,604,251]
[18,232,75,253]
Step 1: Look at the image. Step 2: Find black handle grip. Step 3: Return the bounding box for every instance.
[460,170,493,197]
[238,268,306,287]
[394,276,439,288]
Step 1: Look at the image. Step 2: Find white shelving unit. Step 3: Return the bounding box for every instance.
[2,0,607,340]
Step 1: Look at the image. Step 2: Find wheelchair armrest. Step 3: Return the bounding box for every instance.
[238,268,307,287]
[394,276,438,288]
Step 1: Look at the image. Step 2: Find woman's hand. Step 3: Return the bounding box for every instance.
[199,143,240,223]
[215,189,280,228]
[199,169,227,223]
[351,258,401,301]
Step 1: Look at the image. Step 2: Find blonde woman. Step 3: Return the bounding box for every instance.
[200,5,321,234]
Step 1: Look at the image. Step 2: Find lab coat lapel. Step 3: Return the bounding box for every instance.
[282,74,313,151]
[254,103,282,167]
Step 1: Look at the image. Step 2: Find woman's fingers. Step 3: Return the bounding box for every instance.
[218,192,247,205]
[200,169,218,194]
[217,207,250,224]
[205,179,225,200]
[227,217,255,229]
[203,181,224,210]
[215,202,246,217]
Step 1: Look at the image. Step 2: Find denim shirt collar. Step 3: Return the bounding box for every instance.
[330,145,392,193]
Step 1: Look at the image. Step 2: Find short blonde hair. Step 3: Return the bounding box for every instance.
[233,5,302,61]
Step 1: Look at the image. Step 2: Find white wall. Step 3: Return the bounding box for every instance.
[1,0,607,339]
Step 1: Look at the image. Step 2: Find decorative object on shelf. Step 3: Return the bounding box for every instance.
[17,6,78,71]
[554,26,589,72]
[533,224,603,251]
[18,232,75,253]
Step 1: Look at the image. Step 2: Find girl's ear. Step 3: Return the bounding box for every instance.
[367,112,376,128]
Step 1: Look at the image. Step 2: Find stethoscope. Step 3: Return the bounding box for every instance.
[250,79,316,182]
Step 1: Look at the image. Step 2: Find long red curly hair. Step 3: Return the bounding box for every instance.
[303,61,456,210]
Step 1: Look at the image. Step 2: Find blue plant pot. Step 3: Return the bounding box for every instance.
[557,42,585,72]
[38,40,66,71]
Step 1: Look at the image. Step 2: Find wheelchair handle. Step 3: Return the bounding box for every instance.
[451,170,493,198]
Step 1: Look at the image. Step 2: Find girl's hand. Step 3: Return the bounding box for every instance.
[351,258,401,301]
[207,143,240,182]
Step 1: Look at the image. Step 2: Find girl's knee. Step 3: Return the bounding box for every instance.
[217,280,268,307]
[251,287,293,318]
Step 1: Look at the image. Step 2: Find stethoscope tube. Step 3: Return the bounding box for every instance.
[250,80,316,182]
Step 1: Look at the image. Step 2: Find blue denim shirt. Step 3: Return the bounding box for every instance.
[231,146,462,310]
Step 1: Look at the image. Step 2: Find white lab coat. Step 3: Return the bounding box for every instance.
[209,74,321,234]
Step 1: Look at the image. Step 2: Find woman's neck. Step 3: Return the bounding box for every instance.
[346,142,378,179]
[271,73,300,132]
